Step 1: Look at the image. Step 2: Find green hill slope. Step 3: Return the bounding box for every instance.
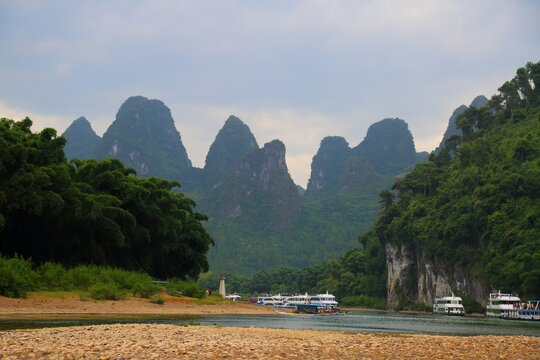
[373,62,540,305]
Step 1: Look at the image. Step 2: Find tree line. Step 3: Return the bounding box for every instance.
[0,117,213,279]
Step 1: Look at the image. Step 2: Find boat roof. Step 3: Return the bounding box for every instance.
[489,292,520,299]
[435,294,462,300]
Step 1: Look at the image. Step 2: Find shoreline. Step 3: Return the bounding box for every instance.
[1,295,539,358]
[0,293,283,317]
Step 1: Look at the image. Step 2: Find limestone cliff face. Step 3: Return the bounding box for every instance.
[204,115,258,190]
[306,118,418,198]
[204,139,302,228]
[385,242,488,306]
[305,136,350,196]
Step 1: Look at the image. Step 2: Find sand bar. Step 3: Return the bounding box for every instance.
[1,323,539,359]
[0,293,280,317]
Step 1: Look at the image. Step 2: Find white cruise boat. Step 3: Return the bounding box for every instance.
[502,300,540,321]
[258,294,287,307]
[309,291,339,308]
[433,294,465,316]
[486,291,520,318]
[283,293,311,307]
[283,292,339,309]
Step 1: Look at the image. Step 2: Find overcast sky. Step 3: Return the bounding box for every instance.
[1,1,538,187]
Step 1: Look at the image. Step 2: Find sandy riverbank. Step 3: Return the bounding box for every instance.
[0,293,280,317]
[1,323,539,359]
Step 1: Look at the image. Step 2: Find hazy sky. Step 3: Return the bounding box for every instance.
[1,1,538,187]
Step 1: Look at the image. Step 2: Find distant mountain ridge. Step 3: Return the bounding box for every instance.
[62,96,440,274]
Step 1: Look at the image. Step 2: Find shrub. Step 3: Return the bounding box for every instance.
[89,283,125,300]
[133,280,160,298]
[0,255,37,298]
[150,296,165,305]
[67,265,100,290]
[37,262,69,290]
[167,279,206,299]
[462,295,485,314]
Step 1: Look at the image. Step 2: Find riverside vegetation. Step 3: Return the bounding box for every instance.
[0,254,208,300]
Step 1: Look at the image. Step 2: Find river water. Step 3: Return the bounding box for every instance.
[1,311,539,336]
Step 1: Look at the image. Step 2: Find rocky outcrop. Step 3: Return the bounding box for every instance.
[62,117,100,160]
[385,243,488,307]
[207,139,302,224]
[436,95,489,152]
[204,115,258,189]
[306,118,418,198]
[352,118,416,175]
[95,96,192,180]
[306,136,350,196]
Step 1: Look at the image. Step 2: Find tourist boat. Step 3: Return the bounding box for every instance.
[258,294,287,307]
[502,300,540,321]
[432,293,465,316]
[283,293,311,307]
[284,292,338,308]
[225,294,241,301]
[308,291,339,308]
[486,291,520,318]
[283,292,341,314]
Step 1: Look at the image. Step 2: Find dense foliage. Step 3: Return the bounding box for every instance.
[0,254,159,299]
[375,62,540,299]
[0,118,213,279]
[0,254,209,300]
[199,230,387,308]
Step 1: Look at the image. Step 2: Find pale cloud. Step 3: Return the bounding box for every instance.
[0,101,69,134]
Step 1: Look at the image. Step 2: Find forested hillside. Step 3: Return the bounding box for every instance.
[376,62,540,304]
[0,117,213,279]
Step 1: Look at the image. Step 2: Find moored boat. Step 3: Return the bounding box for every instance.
[433,293,465,316]
[284,292,342,314]
[502,300,540,321]
[486,291,520,318]
[258,294,288,307]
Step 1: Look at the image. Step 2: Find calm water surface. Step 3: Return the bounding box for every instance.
[1,311,539,336]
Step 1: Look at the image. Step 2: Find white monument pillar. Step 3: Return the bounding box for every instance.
[219,274,226,298]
